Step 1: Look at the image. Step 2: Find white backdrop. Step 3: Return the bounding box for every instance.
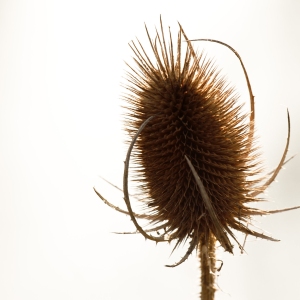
[0,0,300,299]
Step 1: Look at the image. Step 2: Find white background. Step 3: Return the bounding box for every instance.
[0,0,300,299]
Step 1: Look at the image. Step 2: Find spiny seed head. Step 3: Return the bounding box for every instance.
[124,20,264,247]
[96,18,292,267]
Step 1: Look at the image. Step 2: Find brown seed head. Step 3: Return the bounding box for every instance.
[95,18,294,267]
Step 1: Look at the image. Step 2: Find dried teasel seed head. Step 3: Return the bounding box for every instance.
[95,18,296,268]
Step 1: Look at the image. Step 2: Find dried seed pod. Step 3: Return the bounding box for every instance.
[95,18,297,270]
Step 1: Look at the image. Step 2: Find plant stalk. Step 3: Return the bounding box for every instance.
[199,231,217,300]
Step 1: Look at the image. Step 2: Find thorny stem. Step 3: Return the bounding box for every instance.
[199,232,217,300]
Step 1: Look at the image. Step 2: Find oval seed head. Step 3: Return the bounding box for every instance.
[119,19,288,265]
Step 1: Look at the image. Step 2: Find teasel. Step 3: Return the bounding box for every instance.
[95,17,299,300]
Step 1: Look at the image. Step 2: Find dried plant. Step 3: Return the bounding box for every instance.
[95,17,299,300]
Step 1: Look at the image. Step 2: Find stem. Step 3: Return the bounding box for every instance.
[199,231,216,300]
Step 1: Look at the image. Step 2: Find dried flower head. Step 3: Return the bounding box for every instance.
[95,18,298,273]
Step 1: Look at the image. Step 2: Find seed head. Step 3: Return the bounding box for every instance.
[95,18,294,267]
